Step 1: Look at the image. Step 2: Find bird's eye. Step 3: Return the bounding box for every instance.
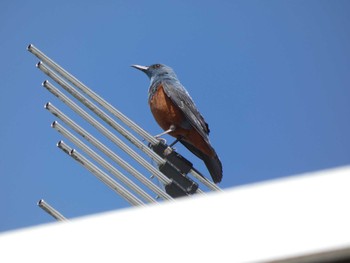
[153,64,161,69]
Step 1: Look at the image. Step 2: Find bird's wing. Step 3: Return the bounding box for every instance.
[162,79,210,141]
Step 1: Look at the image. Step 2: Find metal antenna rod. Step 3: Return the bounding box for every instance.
[190,169,222,191]
[37,199,68,222]
[57,141,145,207]
[46,103,173,201]
[52,121,157,204]
[42,81,174,186]
[28,44,158,145]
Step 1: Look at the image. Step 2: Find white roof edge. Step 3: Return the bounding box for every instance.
[1,165,350,262]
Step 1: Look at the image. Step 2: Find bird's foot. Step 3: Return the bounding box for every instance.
[155,125,176,138]
[155,137,167,145]
[169,137,181,148]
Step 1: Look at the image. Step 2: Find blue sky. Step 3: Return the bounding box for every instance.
[1,1,350,232]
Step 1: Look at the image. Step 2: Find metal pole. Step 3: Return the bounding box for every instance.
[27,44,159,145]
[46,103,173,201]
[190,169,223,192]
[42,81,173,186]
[57,141,145,207]
[52,121,157,204]
[37,199,68,222]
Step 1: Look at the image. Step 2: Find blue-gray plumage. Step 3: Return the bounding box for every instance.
[132,64,223,183]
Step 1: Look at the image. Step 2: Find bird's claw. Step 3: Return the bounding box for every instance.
[153,137,174,156]
[155,137,167,145]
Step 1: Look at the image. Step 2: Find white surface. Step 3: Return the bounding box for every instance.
[1,166,350,262]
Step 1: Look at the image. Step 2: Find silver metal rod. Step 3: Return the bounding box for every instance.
[46,103,173,201]
[57,141,145,207]
[37,199,68,222]
[28,44,159,145]
[42,81,173,187]
[37,61,165,165]
[52,121,157,204]
[190,170,223,192]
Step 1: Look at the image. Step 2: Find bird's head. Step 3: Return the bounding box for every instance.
[132,64,177,81]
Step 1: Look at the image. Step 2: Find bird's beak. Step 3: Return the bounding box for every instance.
[131,65,149,72]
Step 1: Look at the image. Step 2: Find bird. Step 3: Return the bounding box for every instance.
[132,63,223,183]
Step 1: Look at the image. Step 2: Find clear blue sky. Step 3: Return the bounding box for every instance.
[1,1,350,232]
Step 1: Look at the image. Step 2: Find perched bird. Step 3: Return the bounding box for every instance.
[132,64,223,183]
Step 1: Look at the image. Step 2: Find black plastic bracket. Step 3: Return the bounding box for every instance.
[159,162,198,194]
[150,142,193,174]
[149,142,198,198]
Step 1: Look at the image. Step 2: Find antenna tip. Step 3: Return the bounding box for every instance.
[44,102,51,109]
[36,61,42,68]
[51,121,57,128]
[37,199,44,206]
[42,80,48,86]
[27,44,33,51]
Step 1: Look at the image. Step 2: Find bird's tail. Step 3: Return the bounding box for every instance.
[180,140,223,184]
[203,153,223,184]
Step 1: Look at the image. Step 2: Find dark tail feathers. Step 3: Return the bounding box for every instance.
[203,153,223,184]
[180,140,223,184]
